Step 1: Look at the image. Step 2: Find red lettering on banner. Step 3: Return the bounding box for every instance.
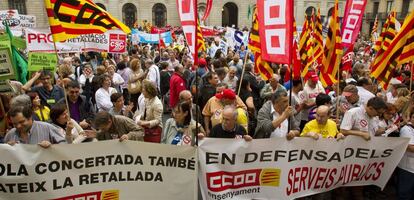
[182,0,191,13]
[341,0,367,48]
[185,33,193,46]
[271,35,280,48]
[257,0,293,64]
[269,5,280,18]
[207,169,261,192]
[287,163,384,196]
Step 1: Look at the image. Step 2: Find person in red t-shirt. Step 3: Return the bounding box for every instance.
[169,64,187,108]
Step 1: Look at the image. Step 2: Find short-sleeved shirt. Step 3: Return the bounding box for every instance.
[210,124,247,139]
[202,96,247,128]
[298,81,325,121]
[398,124,414,173]
[32,85,64,107]
[340,106,379,136]
[4,121,66,144]
[301,119,338,138]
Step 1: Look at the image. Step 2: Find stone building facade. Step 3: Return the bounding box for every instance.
[1,0,413,36]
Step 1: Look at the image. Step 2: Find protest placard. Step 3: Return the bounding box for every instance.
[0,141,197,200]
[0,47,15,80]
[25,29,126,53]
[28,52,57,71]
[198,136,409,200]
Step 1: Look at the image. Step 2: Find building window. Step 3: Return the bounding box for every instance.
[8,0,27,14]
[305,6,316,21]
[122,3,137,28]
[386,1,393,14]
[373,2,379,16]
[222,2,238,28]
[401,0,410,16]
[198,3,206,25]
[96,3,106,11]
[152,3,167,27]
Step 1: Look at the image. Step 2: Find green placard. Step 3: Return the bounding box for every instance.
[28,52,57,72]
[12,36,26,49]
[0,47,16,80]
[0,34,11,49]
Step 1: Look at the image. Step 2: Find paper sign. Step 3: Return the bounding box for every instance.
[28,52,57,71]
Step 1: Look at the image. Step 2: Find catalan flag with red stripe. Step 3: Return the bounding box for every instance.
[248,10,273,80]
[319,0,342,87]
[299,15,311,77]
[196,20,206,52]
[371,14,379,43]
[44,0,131,42]
[371,9,414,89]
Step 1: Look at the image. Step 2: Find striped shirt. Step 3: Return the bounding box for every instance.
[4,121,66,144]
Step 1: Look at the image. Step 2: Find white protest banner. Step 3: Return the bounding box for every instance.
[219,39,228,55]
[198,136,409,200]
[0,141,197,200]
[0,10,36,30]
[25,28,126,53]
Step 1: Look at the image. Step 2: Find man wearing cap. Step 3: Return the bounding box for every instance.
[298,71,325,130]
[386,78,401,104]
[332,84,360,122]
[202,89,247,136]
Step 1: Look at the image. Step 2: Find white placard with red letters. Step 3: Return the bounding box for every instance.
[25,28,126,53]
[198,136,409,200]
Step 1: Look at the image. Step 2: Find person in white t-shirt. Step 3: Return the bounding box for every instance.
[298,72,325,130]
[397,112,414,200]
[356,77,375,106]
[95,75,118,112]
[340,97,387,140]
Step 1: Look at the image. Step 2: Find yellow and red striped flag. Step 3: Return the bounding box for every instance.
[319,0,343,87]
[312,8,324,66]
[371,9,414,89]
[373,12,400,53]
[248,10,273,80]
[45,0,131,42]
[371,14,379,43]
[299,15,311,77]
[196,20,206,52]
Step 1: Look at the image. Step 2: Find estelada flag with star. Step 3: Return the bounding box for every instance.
[44,0,131,42]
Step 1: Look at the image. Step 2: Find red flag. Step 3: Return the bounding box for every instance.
[341,45,354,72]
[201,0,213,22]
[341,0,367,49]
[257,0,293,65]
[176,0,198,61]
[159,34,166,49]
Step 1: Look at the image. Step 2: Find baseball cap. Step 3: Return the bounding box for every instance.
[215,89,236,100]
[342,85,358,97]
[308,71,319,82]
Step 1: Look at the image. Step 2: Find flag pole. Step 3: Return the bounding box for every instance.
[52,41,71,118]
[237,50,250,96]
[336,66,341,123]
[287,62,293,133]
[410,61,413,92]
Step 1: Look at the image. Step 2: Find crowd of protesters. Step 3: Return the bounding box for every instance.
[0,31,413,199]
